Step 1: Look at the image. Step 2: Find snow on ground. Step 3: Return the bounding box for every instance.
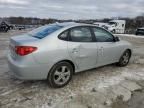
[0,31,144,108]
[115,34,144,38]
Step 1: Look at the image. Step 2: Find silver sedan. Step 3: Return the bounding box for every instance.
[7,22,132,88]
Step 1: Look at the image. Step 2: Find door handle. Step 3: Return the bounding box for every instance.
[99,46,104,56]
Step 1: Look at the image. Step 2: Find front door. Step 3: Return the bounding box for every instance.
[92,27,122,66]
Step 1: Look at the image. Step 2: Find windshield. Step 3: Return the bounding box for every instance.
[28,24,63,39]
[108,22,117,26]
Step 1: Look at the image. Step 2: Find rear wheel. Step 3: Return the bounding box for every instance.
[47,62,73,88]
[117,50,131,66]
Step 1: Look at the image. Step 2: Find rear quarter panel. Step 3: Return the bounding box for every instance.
[31,33,74,70]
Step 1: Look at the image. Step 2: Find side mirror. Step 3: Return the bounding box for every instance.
[114,36,120,42]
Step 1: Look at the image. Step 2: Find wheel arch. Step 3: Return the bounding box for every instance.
[59,60,75,73]
[48,59,75,77]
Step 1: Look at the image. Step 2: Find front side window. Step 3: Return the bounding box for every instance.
[93,27,114,42]
[70,27,92,42]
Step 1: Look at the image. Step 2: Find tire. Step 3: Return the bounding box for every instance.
[5,28,8,32]
[47,62,73,88]
[117,50,131,67]
[112,29,116,34]
[135,32,138,35]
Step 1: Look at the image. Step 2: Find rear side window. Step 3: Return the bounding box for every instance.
[28,25,63,39]
[70,27,93,42]
[93,27,114,42]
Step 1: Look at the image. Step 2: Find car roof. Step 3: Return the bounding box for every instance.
[55,22,94,27]
[53,22,112,36]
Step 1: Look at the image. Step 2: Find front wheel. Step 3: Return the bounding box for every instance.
[117,50,131,66]
[47,62,73,88]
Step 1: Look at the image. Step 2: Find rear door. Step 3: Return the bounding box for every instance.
[92,27,122,66]
[67,26,98,71]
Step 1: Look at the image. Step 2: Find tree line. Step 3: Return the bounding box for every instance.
[0,15,144,30]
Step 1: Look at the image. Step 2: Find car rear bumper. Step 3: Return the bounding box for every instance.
[7,54,50,80]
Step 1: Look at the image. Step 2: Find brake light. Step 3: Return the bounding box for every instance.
[15,46,37,56]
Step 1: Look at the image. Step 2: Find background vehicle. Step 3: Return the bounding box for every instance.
[94,22,108,27]
[14,25,26,30]
[107,20,126,33]
[94,20,126,34]
[0,21,11,32]
[7,22,132,88]
[93,22,109,30]
[135,27,144,35]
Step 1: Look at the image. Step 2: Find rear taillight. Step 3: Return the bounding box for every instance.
[15,46,37,56]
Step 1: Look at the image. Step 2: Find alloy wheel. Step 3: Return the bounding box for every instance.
[53,66,71,85]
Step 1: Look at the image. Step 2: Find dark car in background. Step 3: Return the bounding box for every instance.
[0,21,11,32]
[135,27,144,35]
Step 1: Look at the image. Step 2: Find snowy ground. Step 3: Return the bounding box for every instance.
[0,31,144,108]
[116,34,144,39]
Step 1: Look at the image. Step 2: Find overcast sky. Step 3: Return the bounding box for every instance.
[0,0,143,19]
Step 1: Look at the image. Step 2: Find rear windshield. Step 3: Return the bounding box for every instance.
[28,24,63,39]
